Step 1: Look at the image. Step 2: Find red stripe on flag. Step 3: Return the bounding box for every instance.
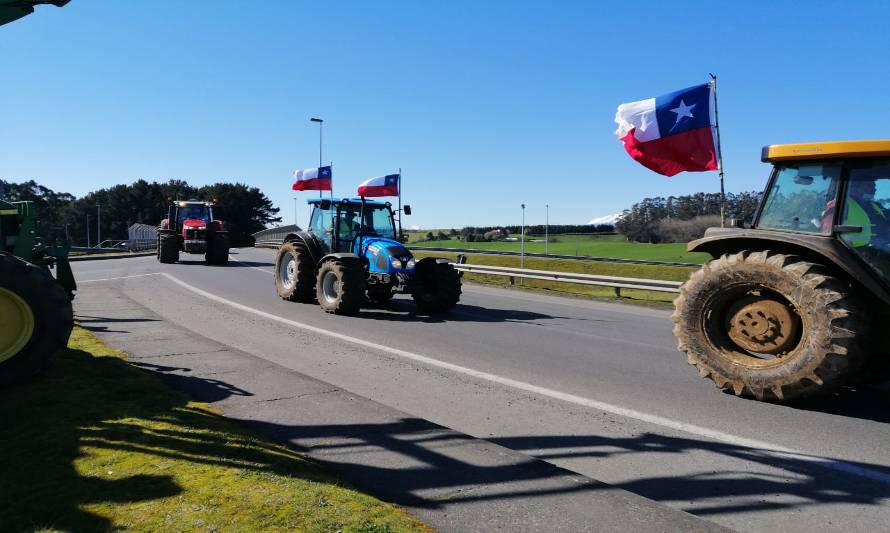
[292,178,332,191]
[357,185,399,197]
[621,126,717,177]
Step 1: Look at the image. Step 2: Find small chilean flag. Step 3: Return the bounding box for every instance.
[357,174,400,197]
[614,83,718,177]
[292,166,332,191]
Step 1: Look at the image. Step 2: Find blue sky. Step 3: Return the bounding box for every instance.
[2,1,889,229]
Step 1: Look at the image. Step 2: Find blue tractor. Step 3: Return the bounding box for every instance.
[274,198,461,315]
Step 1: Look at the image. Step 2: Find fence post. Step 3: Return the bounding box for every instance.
[613,287,621,298]
[509,276,515,286]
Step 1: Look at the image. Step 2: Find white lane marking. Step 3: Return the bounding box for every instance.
[79,273,162,283]
[228,255,274,274]
[155,272,890,485]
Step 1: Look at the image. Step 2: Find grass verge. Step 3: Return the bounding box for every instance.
[413,251,697,306]
[0,327,433,533]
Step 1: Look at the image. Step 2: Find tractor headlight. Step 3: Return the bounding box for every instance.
[405,258,416,269]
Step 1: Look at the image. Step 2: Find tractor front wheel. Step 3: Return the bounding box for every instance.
[0,254,73,386]
[316,259,365,315]
[413,259,461,313]
[206,232,230,265]
[672,251,866,401]
[158,233,179,264]
[275,241,316,302]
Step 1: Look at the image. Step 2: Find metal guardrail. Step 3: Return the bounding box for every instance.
[253,224,300,244]
[451,261,683,296]
[410,246,702,268]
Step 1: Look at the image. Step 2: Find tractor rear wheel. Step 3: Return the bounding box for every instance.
[413,260,461,313]
[0,254,73,386]
[206,232,230,265]
[158,233,179,264]
[672,251,866,401]
[275,241,316,302]
[316,259,365,315]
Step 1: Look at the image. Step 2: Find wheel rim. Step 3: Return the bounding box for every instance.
[0,287,35,364]
[278,253,296,290]
[321,271,340,303]
[703,285,803,368]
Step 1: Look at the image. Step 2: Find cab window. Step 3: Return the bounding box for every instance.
[757,163,841,234]
[308,204,333,253]
[839,160,890,282]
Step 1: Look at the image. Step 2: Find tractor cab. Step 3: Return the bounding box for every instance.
[307,198,402,257]
[753,141,890,283]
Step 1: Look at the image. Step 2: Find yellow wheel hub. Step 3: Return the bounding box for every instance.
[0,287,35,364]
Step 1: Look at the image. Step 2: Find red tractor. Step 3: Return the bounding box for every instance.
[157,199,230,265]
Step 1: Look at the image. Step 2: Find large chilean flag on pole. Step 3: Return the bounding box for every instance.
[614,83,718,177]
[357,174,400,197]
[292,165,332,191]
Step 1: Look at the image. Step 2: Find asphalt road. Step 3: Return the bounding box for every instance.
[72,247,890,532]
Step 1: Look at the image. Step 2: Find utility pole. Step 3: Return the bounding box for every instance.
[545,203,549,256]
[97,203,102,247]
[520,204,526,270]
[86,214,91,247]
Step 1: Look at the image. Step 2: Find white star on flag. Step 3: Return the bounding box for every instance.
[669,100,696,123]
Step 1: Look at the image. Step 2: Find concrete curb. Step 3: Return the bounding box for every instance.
[69,251,156,262]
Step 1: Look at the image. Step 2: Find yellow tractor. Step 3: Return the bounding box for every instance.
[673,140,890,401]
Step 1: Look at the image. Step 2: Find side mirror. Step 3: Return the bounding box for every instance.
[319,199,332,210]
[403,205,412,215]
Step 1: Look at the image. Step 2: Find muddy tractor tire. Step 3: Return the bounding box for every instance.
[316,259,366,315]
[274,241,316,303]
[672,251,866,401]
[413,259,461,313]
[0,254,74,386]
[367,284,395,304]
[157,232,179,264]
[206,232,230,265]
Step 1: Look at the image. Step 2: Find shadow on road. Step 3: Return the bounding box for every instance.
[131,363,890,520]
[783,382,890,424]
[77,314,162,334]
[360,299,575,324]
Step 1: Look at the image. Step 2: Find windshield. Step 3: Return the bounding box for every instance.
[359,205,396,239]
[757,163,841,233]
[177,205,210,223]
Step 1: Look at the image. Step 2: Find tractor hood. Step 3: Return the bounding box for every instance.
[362,237,415,274]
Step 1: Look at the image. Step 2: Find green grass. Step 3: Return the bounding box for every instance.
[413,251,697,305]
[411,234,710,264]
[0,327,433,533]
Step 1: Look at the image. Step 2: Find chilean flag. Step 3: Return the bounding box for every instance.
[292,166,332,191]
[357,174,400,197]
[614,83,718,177]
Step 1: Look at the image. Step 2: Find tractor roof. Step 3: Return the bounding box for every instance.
[307,197,389,207]
[761,140,890,163]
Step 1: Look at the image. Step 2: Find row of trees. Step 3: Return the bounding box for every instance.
[0,179,281,246]
[459,224,614,242]
[615,191,762,243]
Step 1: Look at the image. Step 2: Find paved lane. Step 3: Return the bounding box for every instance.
[73,249,890,532]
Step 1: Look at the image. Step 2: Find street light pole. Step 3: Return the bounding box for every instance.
[520,204,526,270]
[86,214,91,248]
[97,203,101,247]
[545,203,549,256]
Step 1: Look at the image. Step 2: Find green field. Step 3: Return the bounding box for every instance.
[411,234,710,264]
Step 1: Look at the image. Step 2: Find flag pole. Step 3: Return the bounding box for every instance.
[398,168,403,242]
[710,73,726,227]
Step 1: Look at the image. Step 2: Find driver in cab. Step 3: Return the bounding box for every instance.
[842,178,889,248]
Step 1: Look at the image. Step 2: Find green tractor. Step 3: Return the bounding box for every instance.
[0,199,76,386]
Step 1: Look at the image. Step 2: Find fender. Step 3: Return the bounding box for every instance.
[320,252,363,265]
[283,231,324,265]
[690,227,890,305]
